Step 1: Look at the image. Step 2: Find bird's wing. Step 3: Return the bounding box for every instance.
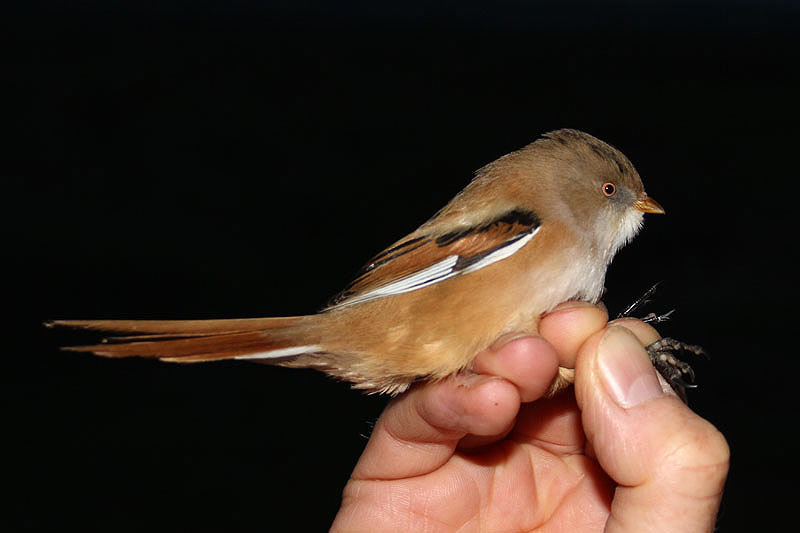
[326,208,541,310]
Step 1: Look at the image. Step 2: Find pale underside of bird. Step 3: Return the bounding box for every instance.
[49,128,696,396]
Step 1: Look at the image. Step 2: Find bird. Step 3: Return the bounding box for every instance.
[47,128,667,395]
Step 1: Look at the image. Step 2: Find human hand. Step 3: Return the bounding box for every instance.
[331,303,729,532]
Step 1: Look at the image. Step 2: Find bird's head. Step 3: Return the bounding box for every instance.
[533,129,664,262]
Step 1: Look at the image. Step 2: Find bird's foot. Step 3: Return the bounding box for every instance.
[617,283,707,403]
[646,337,707,403]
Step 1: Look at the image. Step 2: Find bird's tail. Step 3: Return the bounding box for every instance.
[45,316,324,363]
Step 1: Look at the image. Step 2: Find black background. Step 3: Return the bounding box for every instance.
[4,1,798,531]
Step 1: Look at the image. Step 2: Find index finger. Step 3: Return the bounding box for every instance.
[350,373,522,480]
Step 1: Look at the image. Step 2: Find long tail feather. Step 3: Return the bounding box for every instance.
[45,317,301,335]
[47,316,322,363]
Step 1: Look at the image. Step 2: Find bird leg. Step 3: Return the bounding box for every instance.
[641,309,674,325]
[617,283,707,403]
[616,282,671,322]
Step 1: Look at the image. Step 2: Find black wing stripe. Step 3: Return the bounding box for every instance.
[365,237,430,273]
[326,207,541,309]
[368,235,428,264]
[436,208,540,246]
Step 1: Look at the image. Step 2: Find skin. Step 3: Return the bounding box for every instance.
[331,302,729,532]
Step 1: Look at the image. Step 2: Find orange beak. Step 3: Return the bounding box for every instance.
[633,196,665,214]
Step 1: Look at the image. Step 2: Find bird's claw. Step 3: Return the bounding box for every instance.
[645,337,706,403]
[616,284,706,402]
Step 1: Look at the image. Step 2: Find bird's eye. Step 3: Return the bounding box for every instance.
[602,182,616,197]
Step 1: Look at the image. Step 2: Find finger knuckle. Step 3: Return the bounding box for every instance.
[661,417,730,496]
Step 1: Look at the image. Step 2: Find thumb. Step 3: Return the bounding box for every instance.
[575,326,729,533]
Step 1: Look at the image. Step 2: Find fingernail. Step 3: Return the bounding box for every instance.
[489,333,532,351]
[549,300,596,313]
[453,373,505,391]
[597,326,664,408]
